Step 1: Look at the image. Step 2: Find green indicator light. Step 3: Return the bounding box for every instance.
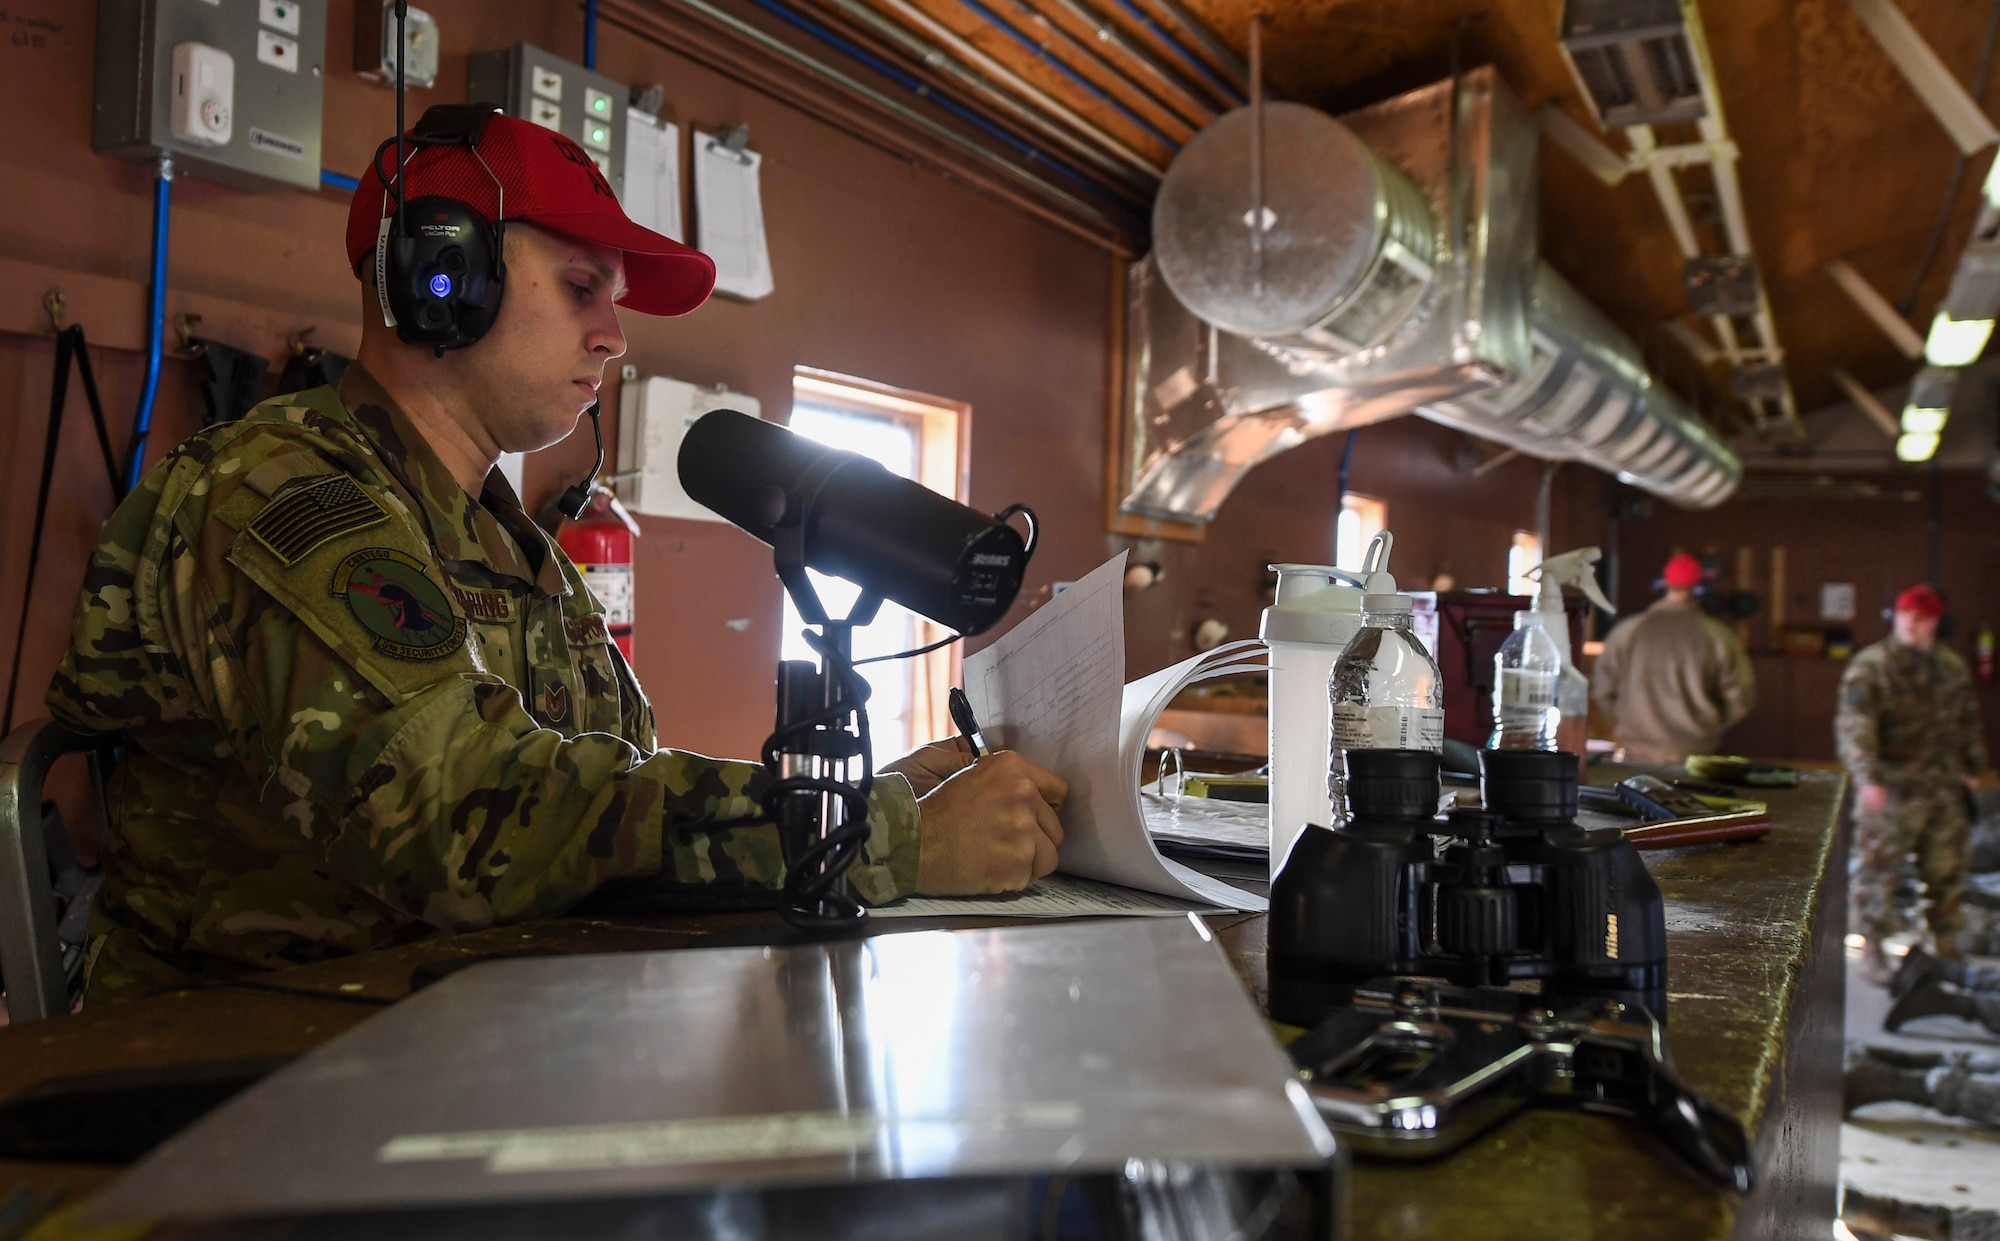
[593,97,608,113]
[591,126,607,143]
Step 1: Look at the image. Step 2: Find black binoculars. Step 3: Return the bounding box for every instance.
[1268,748,1667,1029]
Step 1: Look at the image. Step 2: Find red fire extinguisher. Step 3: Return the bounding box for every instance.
[556,482,642,661]
[1977,623,1996,684]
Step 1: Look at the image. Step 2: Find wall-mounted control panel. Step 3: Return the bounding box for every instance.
[95,0,327,192]
[467,43,627,198]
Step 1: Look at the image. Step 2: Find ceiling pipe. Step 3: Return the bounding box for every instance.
[1537,102,1629,185]
[735,0,1129,203]
[1130,0,1249,95]
[1830,368,1905,441]
[806,0,1154,192]
[1024,0,1219,128]
[1094,0,1243,108]
[951,0,1188,148]
[986,0,1202,139]
[1824,258,1928,359]
[602,0,1139,247]
[869,0,1167,178]
[1848,0,2000,155]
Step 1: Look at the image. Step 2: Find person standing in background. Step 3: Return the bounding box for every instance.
[1837,585,1987,986]
[1591,553,1756,764]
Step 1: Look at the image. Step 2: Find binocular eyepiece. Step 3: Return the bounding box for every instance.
[1269,748,1667,1029]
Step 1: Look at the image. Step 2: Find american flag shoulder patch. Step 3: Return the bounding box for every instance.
[247,475,391,565]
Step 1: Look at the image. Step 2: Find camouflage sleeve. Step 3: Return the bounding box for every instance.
[1953,655,1989,777]
[1835,655,1883,786]
[60,431,918,935]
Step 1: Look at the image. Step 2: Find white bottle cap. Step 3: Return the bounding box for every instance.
[1261,564,1366,644]
[1363,592,1411,614]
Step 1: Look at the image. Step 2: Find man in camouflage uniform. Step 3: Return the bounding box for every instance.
[47,113,1066,1004]
[1836,585,1987,985]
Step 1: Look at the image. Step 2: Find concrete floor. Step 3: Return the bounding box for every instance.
[1839,943,2000,1240]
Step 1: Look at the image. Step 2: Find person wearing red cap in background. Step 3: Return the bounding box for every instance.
[1590,552,1756,766]
[1837,584,1988,986]
[44,111,1064,1005]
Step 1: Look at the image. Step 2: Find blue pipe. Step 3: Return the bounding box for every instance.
[951,0,1180,150]
[734,0,1122,200]
[1102,0,1241,106]
[585,0,598,68]
[320,168,360,191]
[124,157,172,494]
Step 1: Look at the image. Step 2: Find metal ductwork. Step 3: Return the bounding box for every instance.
[1419,264,1742,508]
[1116,67,1740,525]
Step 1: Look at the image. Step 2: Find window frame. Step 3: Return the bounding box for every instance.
[792,368,971,751]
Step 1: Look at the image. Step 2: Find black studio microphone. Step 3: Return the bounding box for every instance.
[677,410,1036,636]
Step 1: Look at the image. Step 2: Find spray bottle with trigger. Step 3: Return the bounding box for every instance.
[1496,547,1615,772]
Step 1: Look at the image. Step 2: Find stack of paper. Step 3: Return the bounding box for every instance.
[958,554,1268,913]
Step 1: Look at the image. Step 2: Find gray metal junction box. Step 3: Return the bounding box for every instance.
[94,0,328,193]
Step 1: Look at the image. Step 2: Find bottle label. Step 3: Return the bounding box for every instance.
[1333,703,1444,752]
[1498,669,1556,709]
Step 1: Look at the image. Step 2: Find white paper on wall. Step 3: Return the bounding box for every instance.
[694,132,774,300]
[621,110,683,242]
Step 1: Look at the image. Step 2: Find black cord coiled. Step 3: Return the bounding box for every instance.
[759,629,878,927]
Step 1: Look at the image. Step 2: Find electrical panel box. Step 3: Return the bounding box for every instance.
[467,43,627,197]
[617,377,762,521]
[94,0,327,193]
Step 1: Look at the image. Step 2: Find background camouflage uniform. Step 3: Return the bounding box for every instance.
[1835,637,1987,945]
[48,367,920,1003]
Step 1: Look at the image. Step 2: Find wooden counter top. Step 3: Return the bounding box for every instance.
[0,766,1846,1239]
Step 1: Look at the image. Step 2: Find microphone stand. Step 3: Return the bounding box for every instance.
[763,491,880,928]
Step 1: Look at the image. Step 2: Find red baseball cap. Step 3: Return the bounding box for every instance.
[1894,585,1945,619]
[1662,553,1704,590]
[345,114,716,317]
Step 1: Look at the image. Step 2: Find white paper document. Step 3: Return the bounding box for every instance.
[961,554,1267,912]
[870,873,1212,919]
[622,111,683,243]
[694,132,773,300]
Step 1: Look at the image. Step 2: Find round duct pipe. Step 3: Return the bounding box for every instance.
[1152,103,1437,355]
[1418,264,1741,508]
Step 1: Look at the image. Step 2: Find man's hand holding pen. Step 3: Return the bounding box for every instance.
[882,689,1069,895]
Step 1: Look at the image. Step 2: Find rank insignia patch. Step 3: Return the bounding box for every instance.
[249,476,390,565]
[541,682,570,724]
[331,548,466,660]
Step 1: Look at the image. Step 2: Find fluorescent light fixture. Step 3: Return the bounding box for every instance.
[1925,313,1994,365]
[1901,405,1948,435]
[1895,431,1940,462]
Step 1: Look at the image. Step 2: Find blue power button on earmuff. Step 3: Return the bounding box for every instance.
[428,273,453,298]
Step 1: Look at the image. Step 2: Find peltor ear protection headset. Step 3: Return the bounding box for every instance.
[367,5,598,519]
[372,103,508,356]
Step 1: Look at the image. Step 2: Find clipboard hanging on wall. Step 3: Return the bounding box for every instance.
[694,125,774,301]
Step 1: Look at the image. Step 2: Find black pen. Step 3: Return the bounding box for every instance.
[948,687,992,759]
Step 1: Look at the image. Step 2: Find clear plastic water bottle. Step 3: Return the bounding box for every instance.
[1490,610,1562,750]
[1328,592,1443,821]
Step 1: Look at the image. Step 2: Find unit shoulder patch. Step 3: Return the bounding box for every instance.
[330,548,467,661]
[248,475,390,565]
